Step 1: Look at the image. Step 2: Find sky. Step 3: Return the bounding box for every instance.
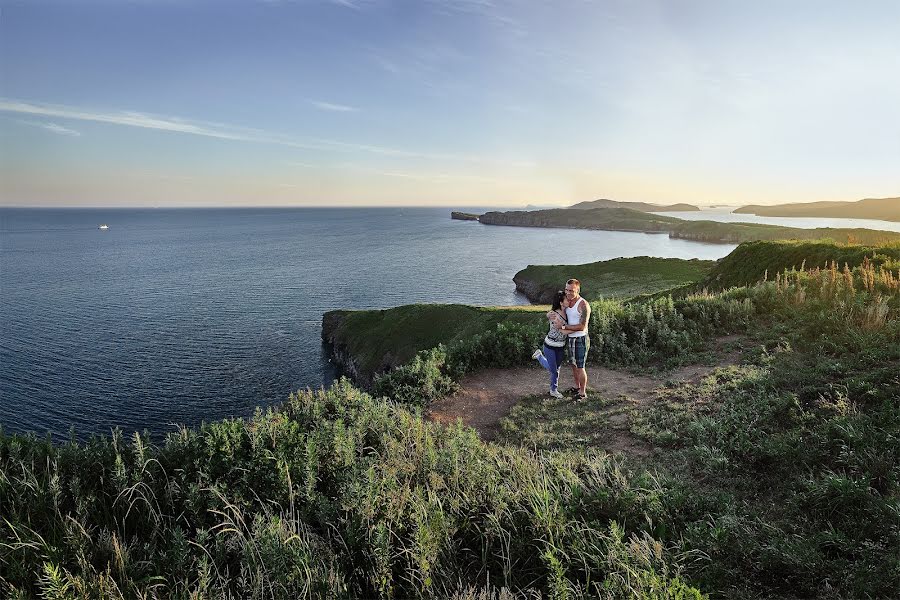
[1,0,899,208]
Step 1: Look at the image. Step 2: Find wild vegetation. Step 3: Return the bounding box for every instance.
[698,239,900,290]
[2,243,898,598]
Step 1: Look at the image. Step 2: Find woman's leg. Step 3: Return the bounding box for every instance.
[536,344,551,372]
[547,345,562,392]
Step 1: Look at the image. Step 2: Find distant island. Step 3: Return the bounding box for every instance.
[567,198,700,212]
[469,206,900,244]
[735,197,900,222]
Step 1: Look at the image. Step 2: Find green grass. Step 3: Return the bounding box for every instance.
[323,304,546,382]
[498,392,624,451]
[514,256,716,302]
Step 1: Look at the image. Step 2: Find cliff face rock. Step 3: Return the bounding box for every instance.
[321,311,364,385]
[451,211,480,221]
[513,271,557,304]
[321,311,403,387]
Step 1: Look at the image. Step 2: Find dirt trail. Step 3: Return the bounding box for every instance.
[426,336,745,457]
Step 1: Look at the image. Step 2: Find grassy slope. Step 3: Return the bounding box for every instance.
[324,304,545,380]
[514,256,716,302]
[701,240,900,290]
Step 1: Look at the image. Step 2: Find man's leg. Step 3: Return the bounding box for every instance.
[575,336,589,396]
[576,367,587,394]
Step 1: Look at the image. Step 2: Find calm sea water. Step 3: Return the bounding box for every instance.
[1,206,893,440]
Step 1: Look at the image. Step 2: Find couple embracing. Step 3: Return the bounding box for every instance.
[532,278,590,400]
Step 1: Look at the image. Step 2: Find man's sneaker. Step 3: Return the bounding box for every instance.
[531,349,543,360]
[549,389,564,399]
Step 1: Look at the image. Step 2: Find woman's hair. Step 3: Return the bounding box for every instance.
[552,290,566,311]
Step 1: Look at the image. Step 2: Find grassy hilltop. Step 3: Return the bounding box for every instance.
[513,256,716,303]
[3,241,899,598]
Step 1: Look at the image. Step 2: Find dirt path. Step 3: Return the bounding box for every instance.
[426,336,746,457]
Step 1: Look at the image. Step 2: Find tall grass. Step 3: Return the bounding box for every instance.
[1,380,703,598]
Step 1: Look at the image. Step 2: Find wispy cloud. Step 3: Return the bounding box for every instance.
[0,98,532,168]
[310,100,359,112]
[1,99,257,141]
[18,120,81,136]
[329,0,362,9]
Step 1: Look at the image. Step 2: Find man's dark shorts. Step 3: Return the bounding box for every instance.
[567,335,590,368]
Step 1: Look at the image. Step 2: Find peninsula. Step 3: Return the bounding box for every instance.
[468,206,900,244]
[734,196,900,221]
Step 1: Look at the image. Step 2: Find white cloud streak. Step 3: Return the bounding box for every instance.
[310,100,359,112]
[17,119,81,136]
[0,98,532,168]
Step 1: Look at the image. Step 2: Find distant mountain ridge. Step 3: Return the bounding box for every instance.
[735,197,900,222]
[569,198,700,212]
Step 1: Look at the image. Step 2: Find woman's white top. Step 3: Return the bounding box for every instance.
[564,298,587,338]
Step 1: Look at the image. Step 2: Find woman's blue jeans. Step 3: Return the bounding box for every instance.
[536,343,565,392]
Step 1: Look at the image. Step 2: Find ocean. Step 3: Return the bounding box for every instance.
[1,206,894,440]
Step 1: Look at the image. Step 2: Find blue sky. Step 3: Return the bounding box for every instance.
[1,0,899,207]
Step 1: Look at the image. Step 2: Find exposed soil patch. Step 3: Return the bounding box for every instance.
[426,335,748,458]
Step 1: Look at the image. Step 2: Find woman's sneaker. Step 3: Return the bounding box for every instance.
[531,349,543,360]
[549,389,564,399]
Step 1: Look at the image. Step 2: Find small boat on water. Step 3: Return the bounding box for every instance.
[98,224,109,230]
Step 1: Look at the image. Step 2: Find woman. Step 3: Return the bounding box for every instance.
[531,291,568,398]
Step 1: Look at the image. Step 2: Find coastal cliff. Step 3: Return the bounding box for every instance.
[478,207,679,233]
[451,211,480,221]
[321,310,368,385]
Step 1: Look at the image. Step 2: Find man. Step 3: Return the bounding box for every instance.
[560,278,590,400]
